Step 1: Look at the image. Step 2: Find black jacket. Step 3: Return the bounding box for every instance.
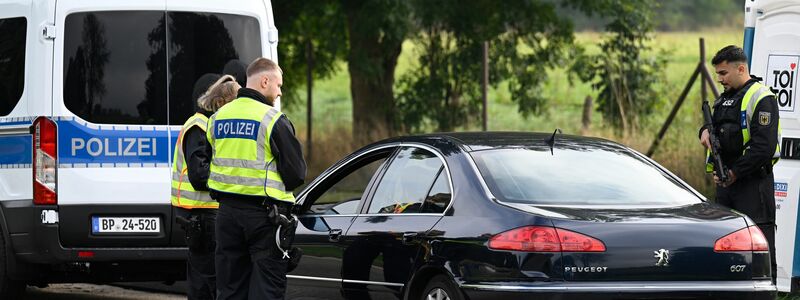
[699,77,780,180]
[205,88,307,203]
[183,110,213,192]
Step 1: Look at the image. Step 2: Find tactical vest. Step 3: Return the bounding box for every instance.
[206,97,295,203]
[706,82,782,173]
[171,113,218,209]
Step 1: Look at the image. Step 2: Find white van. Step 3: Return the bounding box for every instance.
[0,0,277,296]
[745,0,800,293]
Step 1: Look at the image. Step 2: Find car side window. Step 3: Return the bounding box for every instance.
[304,152,391,215]
[367,146,444,214]
[420,168,451,213]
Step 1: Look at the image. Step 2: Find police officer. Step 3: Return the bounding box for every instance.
[171,73,221,300]
[206,58,306,300]
[699,45,780,283]
[173,74,242,299]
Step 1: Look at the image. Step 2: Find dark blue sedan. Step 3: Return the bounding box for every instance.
[285,132,776,300]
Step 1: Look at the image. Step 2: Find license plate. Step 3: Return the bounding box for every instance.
[92,217,160,233]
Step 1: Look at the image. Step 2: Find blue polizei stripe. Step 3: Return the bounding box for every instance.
[213,119,259,141]
[0,121,33,127]
[743,27,755,68]
[56,118,176,165]
[0,135,32,164]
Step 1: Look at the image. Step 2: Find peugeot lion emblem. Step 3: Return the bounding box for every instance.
[654,249,669,267]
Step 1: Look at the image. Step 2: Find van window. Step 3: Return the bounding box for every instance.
[64,12,166,125]
[0,17,27,116]
[167,12,261,125]
[64,11,261,125]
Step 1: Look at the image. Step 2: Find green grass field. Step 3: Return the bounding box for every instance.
[285,28,742,196]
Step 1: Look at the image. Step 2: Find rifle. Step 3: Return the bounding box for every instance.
[702,100,730,184]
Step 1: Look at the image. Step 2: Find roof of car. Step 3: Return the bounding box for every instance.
[416,131,627,152]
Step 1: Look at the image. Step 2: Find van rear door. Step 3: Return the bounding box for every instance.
[53,0,174,248]
[53,1,267,248]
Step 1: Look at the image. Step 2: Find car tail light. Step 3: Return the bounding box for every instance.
[488,226,606,252]
[714,226,769,252]
[78,251,95,258]
[32,117,57,205]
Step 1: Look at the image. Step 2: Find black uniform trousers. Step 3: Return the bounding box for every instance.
[216,197,288,300]
[716,172,777,283]
[175,207,218,300]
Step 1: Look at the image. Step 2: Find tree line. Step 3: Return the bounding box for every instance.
[274,0,739,145]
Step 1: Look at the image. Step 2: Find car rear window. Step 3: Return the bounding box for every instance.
[64,11,260,125]
[0,17,26,116]
[470,148,701,206]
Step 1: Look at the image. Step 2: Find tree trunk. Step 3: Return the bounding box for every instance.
[581,95,592,135]
[342,1,407,145]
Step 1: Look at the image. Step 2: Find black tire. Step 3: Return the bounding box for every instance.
[420,274,464,300]
[0,228,25,298]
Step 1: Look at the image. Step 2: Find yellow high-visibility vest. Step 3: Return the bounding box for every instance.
[706,82,782,173]
[206,97,295,203]
[171,113,218,209]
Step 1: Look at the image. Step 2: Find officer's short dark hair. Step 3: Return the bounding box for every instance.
[711,45,748,66]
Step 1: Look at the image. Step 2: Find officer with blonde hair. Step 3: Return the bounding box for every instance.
[171,74,240,300]
[206,58,306,299]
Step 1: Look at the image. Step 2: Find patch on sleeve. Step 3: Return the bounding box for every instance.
[759,111,771,126]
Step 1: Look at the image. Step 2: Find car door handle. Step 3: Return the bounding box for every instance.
[402,232,421,245]
[328,229,343,242]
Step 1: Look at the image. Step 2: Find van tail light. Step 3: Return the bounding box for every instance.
[714,226,769,252]
[32,117,57,205]
[488,226,606,252]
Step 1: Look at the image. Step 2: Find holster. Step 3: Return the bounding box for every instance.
[265,202,302,272]
[176,215,205,252]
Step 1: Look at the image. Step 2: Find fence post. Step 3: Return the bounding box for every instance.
[306,40,313,161]
[482,41,489,131]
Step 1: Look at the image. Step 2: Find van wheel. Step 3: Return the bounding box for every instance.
[421,275,463,300]
[0,229,25,298]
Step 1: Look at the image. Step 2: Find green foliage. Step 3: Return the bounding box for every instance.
[569,0,668,132]
[653,0,743,31]
[341,0,412,143]
[566,0,743,32]
[341,0,411,84]
[397,0,575,132]
[273,0,347,109]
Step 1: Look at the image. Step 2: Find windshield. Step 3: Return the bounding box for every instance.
[470,147,702,206]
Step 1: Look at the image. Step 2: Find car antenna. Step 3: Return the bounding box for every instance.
[544,128,561,155]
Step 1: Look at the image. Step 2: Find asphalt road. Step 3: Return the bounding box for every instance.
[22,283,186,300]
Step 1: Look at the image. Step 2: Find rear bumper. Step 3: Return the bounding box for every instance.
[460,280,776,300]
[0,199,187,264]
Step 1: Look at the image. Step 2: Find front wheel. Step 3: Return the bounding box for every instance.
[421,275,463,300]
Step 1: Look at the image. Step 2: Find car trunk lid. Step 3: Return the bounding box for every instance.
[536,203,765,281]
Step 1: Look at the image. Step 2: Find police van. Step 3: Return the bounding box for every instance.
[745,0,800,293]
[0,0,277,296]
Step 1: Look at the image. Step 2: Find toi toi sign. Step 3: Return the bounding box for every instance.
[766,55,799,112]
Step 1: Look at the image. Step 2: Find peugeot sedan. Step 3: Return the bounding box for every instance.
[285,132,776,300]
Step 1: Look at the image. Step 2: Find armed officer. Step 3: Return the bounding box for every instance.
[206,58,306,299]
[699,45,781,283]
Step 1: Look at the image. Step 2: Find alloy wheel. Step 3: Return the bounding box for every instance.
[426,287,450,300]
